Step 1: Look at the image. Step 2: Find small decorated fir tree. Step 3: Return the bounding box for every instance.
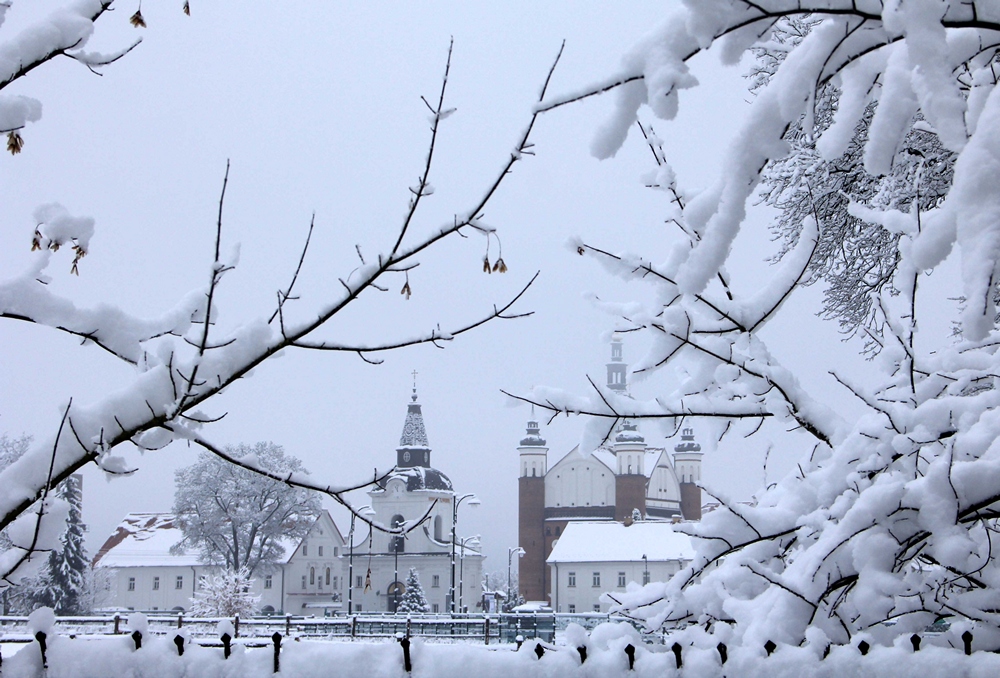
[396,567,429,614]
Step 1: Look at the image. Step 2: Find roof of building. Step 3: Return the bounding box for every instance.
[377,465,453,493]
[93,511,328,569]
[398,390,430,451]
[545,521,696,564]
[92,513,202,568]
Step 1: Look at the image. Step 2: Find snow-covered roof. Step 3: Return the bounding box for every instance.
[398,393,430,450]
[546,521,696,564]
[93,511,313,568]
[374,466,453,493]
[92,513,202,568]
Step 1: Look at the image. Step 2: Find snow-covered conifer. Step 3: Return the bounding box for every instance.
[396,568,429,614]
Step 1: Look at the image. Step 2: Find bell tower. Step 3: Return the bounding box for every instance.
[517,419,547,603]
[673,428,703,520]
[606,333,627,393]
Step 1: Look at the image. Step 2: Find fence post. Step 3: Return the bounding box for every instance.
[35,631,47,669]
[131,630,143,651]
[515,634,524,651]
[764,640,777,656]
[272,632,282,673]
[351,615,357,639]
[174,634,185,656]
[671,642,682,669]
[717,642,727,665]
[113,614,121,635]
[221,632,232,659]
[534,642,545,659]
[397,633,412,672]
[484,615,490,646]
[177,613,183,629]
[577,645,587,664]
[963,630,974,655]
[285,614,292,637]
[910,634,920,652]
[234,614,240,638]
[858,640,870,656]
[624,643,636,670]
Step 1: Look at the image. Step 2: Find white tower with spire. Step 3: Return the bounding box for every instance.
[518,418,548,478]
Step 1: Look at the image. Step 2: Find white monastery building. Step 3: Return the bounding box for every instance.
[545,521,695,614]
[92,510,345,615]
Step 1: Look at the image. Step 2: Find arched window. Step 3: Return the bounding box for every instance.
[261,605,275,616]
[391,514,405,553]
[310,567,315,585]
[326,567,331,586]
[434,515,443,542]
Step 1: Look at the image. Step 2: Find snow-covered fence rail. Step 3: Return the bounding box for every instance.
[0,612,556,644]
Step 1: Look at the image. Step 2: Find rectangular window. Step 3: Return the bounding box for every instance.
[302,544,308,556]
[128,577,135,591]
[618,572,626,588]
[356,575,363,589]
[265,575,273,589]
[568,604,576,613]
[567,572,576,587]
[432,575,440,588]
[152,576,160,590]
[592,572,601,587]
[301,576,307,590]
[593,604,601,612]
[356,604,362,611]
[333,576,339,590]
[432,603,439,613]
[175,575,184,590]
[318,546,324,557]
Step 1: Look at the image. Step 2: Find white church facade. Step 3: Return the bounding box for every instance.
[93,386,484,615]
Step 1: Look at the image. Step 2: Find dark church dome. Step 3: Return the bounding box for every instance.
[382,466,454,493]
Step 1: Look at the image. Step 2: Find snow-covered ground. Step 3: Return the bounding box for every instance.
[2,622,999,678]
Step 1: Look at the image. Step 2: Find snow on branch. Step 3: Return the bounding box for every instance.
[524,0,1000,652]
[0,29,562,586]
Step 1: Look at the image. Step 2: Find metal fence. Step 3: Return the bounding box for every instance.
[0,611,556,644]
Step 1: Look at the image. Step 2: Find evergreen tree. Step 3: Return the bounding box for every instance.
[396,568,429,614]
[47,475,89,614]
[5,474,89,615]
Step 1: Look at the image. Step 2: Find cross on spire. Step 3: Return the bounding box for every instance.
[411,370,419,401]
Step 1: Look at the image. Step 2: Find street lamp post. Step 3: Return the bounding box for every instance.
[450,493,480,614]
[507,546,525,611]
[457,535,480,613]
[347,505,375,615]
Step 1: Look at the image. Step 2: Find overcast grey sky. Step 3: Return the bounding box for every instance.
[0,2,900,575]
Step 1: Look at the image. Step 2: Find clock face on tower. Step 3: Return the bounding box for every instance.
[403,451,411,463]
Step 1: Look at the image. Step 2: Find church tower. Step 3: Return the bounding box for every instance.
[613,420,648,521]
[397,382,432,468]
[606,333,627,393]
[517,419,547,603]
[673,428,703,520]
